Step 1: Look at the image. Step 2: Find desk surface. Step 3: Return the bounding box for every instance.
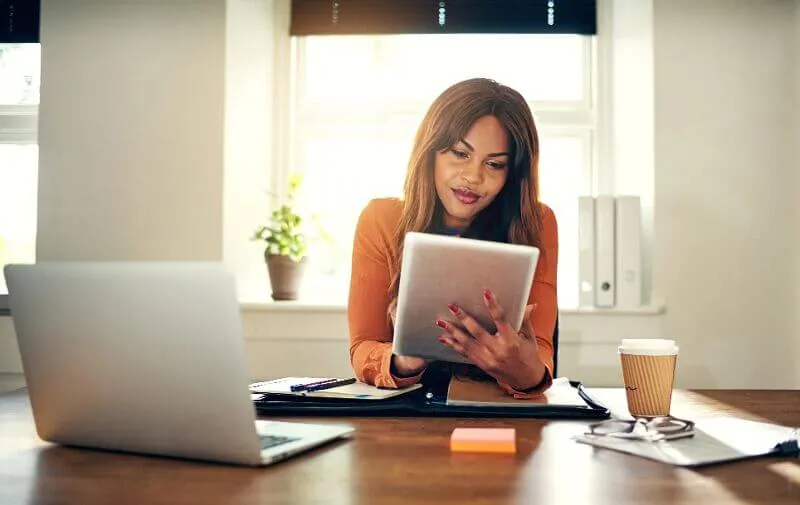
[1,388,798,505]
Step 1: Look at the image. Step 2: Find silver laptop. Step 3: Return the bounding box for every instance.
[393,231,539,363]
[3,262,354,466]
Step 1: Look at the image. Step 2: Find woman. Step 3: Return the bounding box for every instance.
[347,78,558,396]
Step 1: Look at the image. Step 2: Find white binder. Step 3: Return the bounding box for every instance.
[615,195,642,308]
[577,196,595,307]
[594,195,616,307]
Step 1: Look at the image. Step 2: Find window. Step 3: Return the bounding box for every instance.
[0,44,40,309]
[288,34,597,308]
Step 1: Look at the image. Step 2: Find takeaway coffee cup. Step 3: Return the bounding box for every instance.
[618,339,679,418]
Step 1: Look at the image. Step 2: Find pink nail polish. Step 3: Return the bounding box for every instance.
[436,319,448,329]
[483,290,492,302]
[448,304,459,315]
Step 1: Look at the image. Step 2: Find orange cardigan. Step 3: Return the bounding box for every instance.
[347,198,558,396]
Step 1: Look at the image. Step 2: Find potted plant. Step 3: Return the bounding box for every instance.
[251,174,310,301]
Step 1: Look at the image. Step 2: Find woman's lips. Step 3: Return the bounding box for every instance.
[452,188,480,205]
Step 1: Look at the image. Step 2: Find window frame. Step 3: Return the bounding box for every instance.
[0,105,38,141]
[0,87,40,316]
[283,34,601,305]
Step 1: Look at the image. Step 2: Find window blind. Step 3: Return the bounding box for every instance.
[290,0,597,36]
[1,0,40,43]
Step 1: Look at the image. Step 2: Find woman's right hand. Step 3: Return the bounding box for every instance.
[389,304,428,377]
[391,354,428,378]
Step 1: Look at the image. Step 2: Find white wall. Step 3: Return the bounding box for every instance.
[607,0,655,305]
[36,0,225,261]
[653,0,797,387]
[222,0,284,302]
[0,0,226,391]
[1,0,799,392]
[794,0,800,387]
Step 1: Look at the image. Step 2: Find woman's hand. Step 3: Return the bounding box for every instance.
[437,289,546,391]
[391,354,428,378]
[389,303,429,377]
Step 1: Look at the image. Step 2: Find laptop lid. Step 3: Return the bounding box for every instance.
[4,262,263,466]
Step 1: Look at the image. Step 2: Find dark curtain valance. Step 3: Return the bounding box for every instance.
[290,0,597,36]
[1,0,40,43]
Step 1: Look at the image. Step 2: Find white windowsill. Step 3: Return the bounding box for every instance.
[0,295,667,317]
[241,298,667,316]
[241,300,348,313]
[560,302,666,315]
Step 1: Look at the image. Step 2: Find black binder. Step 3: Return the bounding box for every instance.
[253,364,611,420]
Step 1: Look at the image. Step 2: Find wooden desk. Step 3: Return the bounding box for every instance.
[1,388,798,505]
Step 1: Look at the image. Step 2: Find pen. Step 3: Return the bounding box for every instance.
[304,377,357,392]
[290,378,339,392]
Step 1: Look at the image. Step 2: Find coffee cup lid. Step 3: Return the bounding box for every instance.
[618,338,679,355]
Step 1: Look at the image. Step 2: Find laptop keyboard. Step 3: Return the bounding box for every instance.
[259,434,300,450]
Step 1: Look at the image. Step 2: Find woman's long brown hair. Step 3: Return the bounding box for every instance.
[387,78,545,320]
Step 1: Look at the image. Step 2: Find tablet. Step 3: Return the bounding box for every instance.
[392,231,539,364]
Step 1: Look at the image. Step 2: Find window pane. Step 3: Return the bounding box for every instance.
[293,125,584,306]
[0,145,38,295]
[538,136,586,309]
[290,34,592,305]
[301,34,585,106]
[294,123,415,298]
[0,44,41,106]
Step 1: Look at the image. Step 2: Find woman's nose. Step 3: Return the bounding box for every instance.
[460,160,484,184]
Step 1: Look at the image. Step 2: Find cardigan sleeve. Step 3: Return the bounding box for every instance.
[347,199,423,388]
[496,204,558,396]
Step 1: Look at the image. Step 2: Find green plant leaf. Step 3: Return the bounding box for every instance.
[249,172,318,262]
[288,173,302,194]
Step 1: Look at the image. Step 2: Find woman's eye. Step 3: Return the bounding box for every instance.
[487,161,507,170]
[450,149,469,159]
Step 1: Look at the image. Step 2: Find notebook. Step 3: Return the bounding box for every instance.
[446,376,587,408]
[250,377,422,400]
[573,416,799,467]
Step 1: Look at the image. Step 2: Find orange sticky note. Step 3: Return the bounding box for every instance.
[450,427,516,454]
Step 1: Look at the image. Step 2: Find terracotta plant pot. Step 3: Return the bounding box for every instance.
[265,253,307,301]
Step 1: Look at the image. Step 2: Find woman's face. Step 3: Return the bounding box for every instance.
[434,115,510,230]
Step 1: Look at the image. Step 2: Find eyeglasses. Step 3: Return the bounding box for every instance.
[586,416,695,442]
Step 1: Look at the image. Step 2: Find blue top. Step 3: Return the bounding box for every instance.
[441,227,462,236]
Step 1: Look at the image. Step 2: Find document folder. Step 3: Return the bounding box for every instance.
[574,416,799,466]
[577,196,596,307]
[594,195,616,307]
[253,365,611,420]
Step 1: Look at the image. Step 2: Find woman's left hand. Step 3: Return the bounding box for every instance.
[437,289,546,391]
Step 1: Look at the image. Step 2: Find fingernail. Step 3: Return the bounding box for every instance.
[438,336,446,343]
[436,319,448,329]
[483,289,492,302]
[448,304,459,315]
